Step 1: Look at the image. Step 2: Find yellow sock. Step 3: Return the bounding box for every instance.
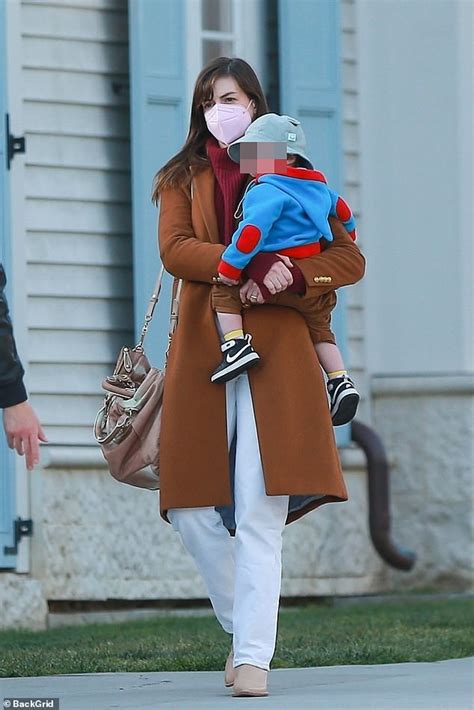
[328,369,347,379]
[224,329,244,341]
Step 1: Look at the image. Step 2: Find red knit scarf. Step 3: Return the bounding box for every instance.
[206,137,248,246]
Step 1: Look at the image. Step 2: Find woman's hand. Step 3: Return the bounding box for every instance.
[240,279,264,305]
[263,254,294,294]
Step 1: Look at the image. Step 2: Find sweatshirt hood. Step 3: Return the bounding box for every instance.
[256,167,333,241]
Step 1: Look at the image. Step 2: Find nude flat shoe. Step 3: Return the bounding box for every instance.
[232,664,268,697]
[224,648,235,687]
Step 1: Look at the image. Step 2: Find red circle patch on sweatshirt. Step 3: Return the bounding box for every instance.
[336,196,352,222]
[236,225,262,254]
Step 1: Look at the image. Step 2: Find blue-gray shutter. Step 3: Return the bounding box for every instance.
[0,0,17,568]
[128,0,187,366]
[278,0,351,444]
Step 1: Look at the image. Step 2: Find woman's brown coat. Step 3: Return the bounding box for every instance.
[157,167,366,524]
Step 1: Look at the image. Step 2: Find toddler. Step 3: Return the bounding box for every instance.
[211,114,360,426]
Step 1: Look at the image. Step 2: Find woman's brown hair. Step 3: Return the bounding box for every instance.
[151,57,269,204]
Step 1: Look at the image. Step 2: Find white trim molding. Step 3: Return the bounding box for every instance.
[41,444,367,472]
[41,446,109,470]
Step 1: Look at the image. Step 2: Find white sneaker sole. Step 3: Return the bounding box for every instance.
[211,352,260,383]
[331,388,360,426]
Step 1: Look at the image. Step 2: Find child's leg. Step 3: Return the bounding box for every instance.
[211,285,260,384]
[271,289,360,425]
[212,284,245,340]
[314,341,347,379]
[217,312,244,342]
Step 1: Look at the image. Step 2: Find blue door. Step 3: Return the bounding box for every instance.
[279,0,351,444]
[0,0,17,568]
[128,0,186,367]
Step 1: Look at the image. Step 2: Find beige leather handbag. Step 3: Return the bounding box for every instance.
[93,267,182,489]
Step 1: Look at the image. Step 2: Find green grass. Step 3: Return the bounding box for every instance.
[1,598,473,677]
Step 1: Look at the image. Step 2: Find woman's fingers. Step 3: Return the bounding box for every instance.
[276,253,294,269]
[263,275,277,294]
[240,284,251,303]
[264,272,286,293]
[240,279,264,304]
[240,279,254,302]
[263,262,294,293]
[274,273,288,290]
[241,280,259,303]
[275,262,293,285]
[251,285,264,304]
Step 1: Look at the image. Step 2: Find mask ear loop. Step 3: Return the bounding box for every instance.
[233,179,256,220]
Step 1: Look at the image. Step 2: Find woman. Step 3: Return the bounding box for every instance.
[154,57,365,698]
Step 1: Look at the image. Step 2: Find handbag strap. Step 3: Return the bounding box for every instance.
[135,265,182,358]
[165,277,183,364]
[135,179,192,355]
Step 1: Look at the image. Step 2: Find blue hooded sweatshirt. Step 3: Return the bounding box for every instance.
[218,167,356,280]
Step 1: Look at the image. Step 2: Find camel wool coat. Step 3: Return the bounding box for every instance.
[157,167,366,527]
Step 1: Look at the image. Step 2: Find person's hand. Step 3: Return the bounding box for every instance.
[218,274,239,286]
[240,279,264,305]
[262,254,294,294]
[3,401,48,470]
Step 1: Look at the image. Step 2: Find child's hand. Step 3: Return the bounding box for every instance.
[218,274,239,286]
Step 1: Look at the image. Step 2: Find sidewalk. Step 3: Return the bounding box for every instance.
[2,657,473,709]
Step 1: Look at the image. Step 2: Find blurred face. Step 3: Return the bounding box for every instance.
[239,142,287,176]
[239,144,298,176]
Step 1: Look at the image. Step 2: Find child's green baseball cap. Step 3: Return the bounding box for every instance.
[227,113,313,167]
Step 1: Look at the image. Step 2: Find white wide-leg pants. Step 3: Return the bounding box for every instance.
[168,374,289,670]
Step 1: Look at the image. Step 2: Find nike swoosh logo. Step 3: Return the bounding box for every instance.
[226,343,251,363]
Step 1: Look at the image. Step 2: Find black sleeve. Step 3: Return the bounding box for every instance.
[0,264,27,408]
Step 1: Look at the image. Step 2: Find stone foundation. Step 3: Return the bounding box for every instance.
[0,447,387,630]
[372,375,474,592]
[0,573,48,630]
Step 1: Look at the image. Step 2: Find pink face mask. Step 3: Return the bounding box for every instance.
[204,99,253,145]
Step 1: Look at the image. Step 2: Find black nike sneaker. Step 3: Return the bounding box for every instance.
[210,334,260,384]
[327,374,360,426]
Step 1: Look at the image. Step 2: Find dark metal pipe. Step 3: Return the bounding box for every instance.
[351,420,417,571]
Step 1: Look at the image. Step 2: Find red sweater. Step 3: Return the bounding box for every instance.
[206,137,305,298]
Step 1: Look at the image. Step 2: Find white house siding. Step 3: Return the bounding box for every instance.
[22,0,133,447]
[341,0,368,423]
[357,0,474,592]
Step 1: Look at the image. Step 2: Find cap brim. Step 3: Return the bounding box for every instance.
[286,147,313,166]
[227,140,242,163]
